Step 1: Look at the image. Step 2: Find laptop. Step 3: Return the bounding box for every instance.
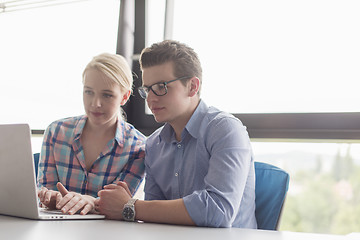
[0,123,105,220]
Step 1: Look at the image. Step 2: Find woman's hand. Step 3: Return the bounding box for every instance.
[38,187,61,210]
[55,182,96,215]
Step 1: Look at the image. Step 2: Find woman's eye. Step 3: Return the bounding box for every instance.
[84,90,93,95]
[103,93,113,98]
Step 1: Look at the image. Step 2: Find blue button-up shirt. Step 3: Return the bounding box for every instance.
[144,100,257,228]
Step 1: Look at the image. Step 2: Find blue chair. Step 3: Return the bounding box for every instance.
[255,162,290,230]
[33,153,40,179]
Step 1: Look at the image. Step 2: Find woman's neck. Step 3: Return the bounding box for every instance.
[84,118,118,137]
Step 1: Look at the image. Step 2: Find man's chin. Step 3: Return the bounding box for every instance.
[153,115,166,124]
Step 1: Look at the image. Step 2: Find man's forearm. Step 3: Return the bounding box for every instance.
[135,198,195,226]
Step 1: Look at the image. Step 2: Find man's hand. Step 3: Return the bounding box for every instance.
[55,182,96,215]
[95,181,132,220]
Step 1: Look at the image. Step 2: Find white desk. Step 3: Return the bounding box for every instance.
[0,215,346,240]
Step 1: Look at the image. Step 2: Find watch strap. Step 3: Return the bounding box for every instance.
[126,198,138,206]
[123,198,138,221]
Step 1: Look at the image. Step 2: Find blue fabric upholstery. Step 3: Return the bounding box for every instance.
[33,153,40,179]
[255,162,290,230]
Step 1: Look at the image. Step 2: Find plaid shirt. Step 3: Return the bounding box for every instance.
[37,115,146,197]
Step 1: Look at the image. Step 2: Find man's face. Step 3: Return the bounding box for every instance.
[141,62,191,125]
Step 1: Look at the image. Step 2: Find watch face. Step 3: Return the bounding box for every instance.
[123,207,135,220]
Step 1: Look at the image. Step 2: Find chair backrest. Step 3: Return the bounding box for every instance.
[33,153,40,179]
[255,161,290,230]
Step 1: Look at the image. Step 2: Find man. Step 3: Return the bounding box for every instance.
[95,40,257,228]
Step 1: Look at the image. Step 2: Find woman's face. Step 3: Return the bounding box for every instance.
[82,68,129,127]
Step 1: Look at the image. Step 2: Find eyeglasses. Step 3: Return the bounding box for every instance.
[138,76,191,99]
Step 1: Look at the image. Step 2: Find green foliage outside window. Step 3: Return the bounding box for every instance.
[279,145,360,234]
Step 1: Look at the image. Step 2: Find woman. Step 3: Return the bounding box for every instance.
[37,53,146,215]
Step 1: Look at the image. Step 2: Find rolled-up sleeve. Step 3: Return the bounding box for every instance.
[115,131,146,196]
[116,146,145,196]
[183,117,253,227]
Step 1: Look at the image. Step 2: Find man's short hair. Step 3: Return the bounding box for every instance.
[139,40,202,95]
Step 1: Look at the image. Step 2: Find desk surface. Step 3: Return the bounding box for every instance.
[0,215,347,240]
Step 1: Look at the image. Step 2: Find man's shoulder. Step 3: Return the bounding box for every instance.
[203,106,243,128]
[147,125,163,138]
[195,107,249,147]
[145,125,165,147]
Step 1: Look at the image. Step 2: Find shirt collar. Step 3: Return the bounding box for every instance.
[159,99,208,143]
[114,118,125,147]
[73,115,87,141]
[158,124,175,143]
[73,115,125,147]
[184,99,208,139]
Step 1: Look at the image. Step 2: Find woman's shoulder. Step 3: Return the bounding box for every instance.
[120,120,147,142]
[46,115,85,134]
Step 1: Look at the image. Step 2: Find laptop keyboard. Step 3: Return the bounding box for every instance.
[39,208,67,215]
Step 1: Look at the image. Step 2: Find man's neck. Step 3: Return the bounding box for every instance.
[171,99,200,142]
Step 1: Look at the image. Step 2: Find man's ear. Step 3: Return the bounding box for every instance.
[188,77,200,97]
[120,90,131,106]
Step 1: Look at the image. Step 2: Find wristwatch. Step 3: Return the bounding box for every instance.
[122,198,138,221]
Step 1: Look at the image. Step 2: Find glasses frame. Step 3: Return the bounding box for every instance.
[138,76,191,99]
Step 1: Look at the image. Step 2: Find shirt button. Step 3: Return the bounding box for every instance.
[175,173,179,177]
[177,144,181,148]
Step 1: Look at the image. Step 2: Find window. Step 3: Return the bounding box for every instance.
[142,0,360,139]
[0,0,120,130]
[143,0,360,234]
[2,0,359,234]
[170,0,360,114]
[252,141,360,234]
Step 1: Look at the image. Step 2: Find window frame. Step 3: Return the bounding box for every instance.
[30,0,360,140]
[121,0,360,140]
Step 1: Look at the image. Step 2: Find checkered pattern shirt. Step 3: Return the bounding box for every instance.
[37,115,146,197]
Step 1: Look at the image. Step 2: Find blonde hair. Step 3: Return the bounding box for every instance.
[82,53,133,94]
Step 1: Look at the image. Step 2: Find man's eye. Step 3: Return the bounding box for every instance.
[155,84,165,90]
